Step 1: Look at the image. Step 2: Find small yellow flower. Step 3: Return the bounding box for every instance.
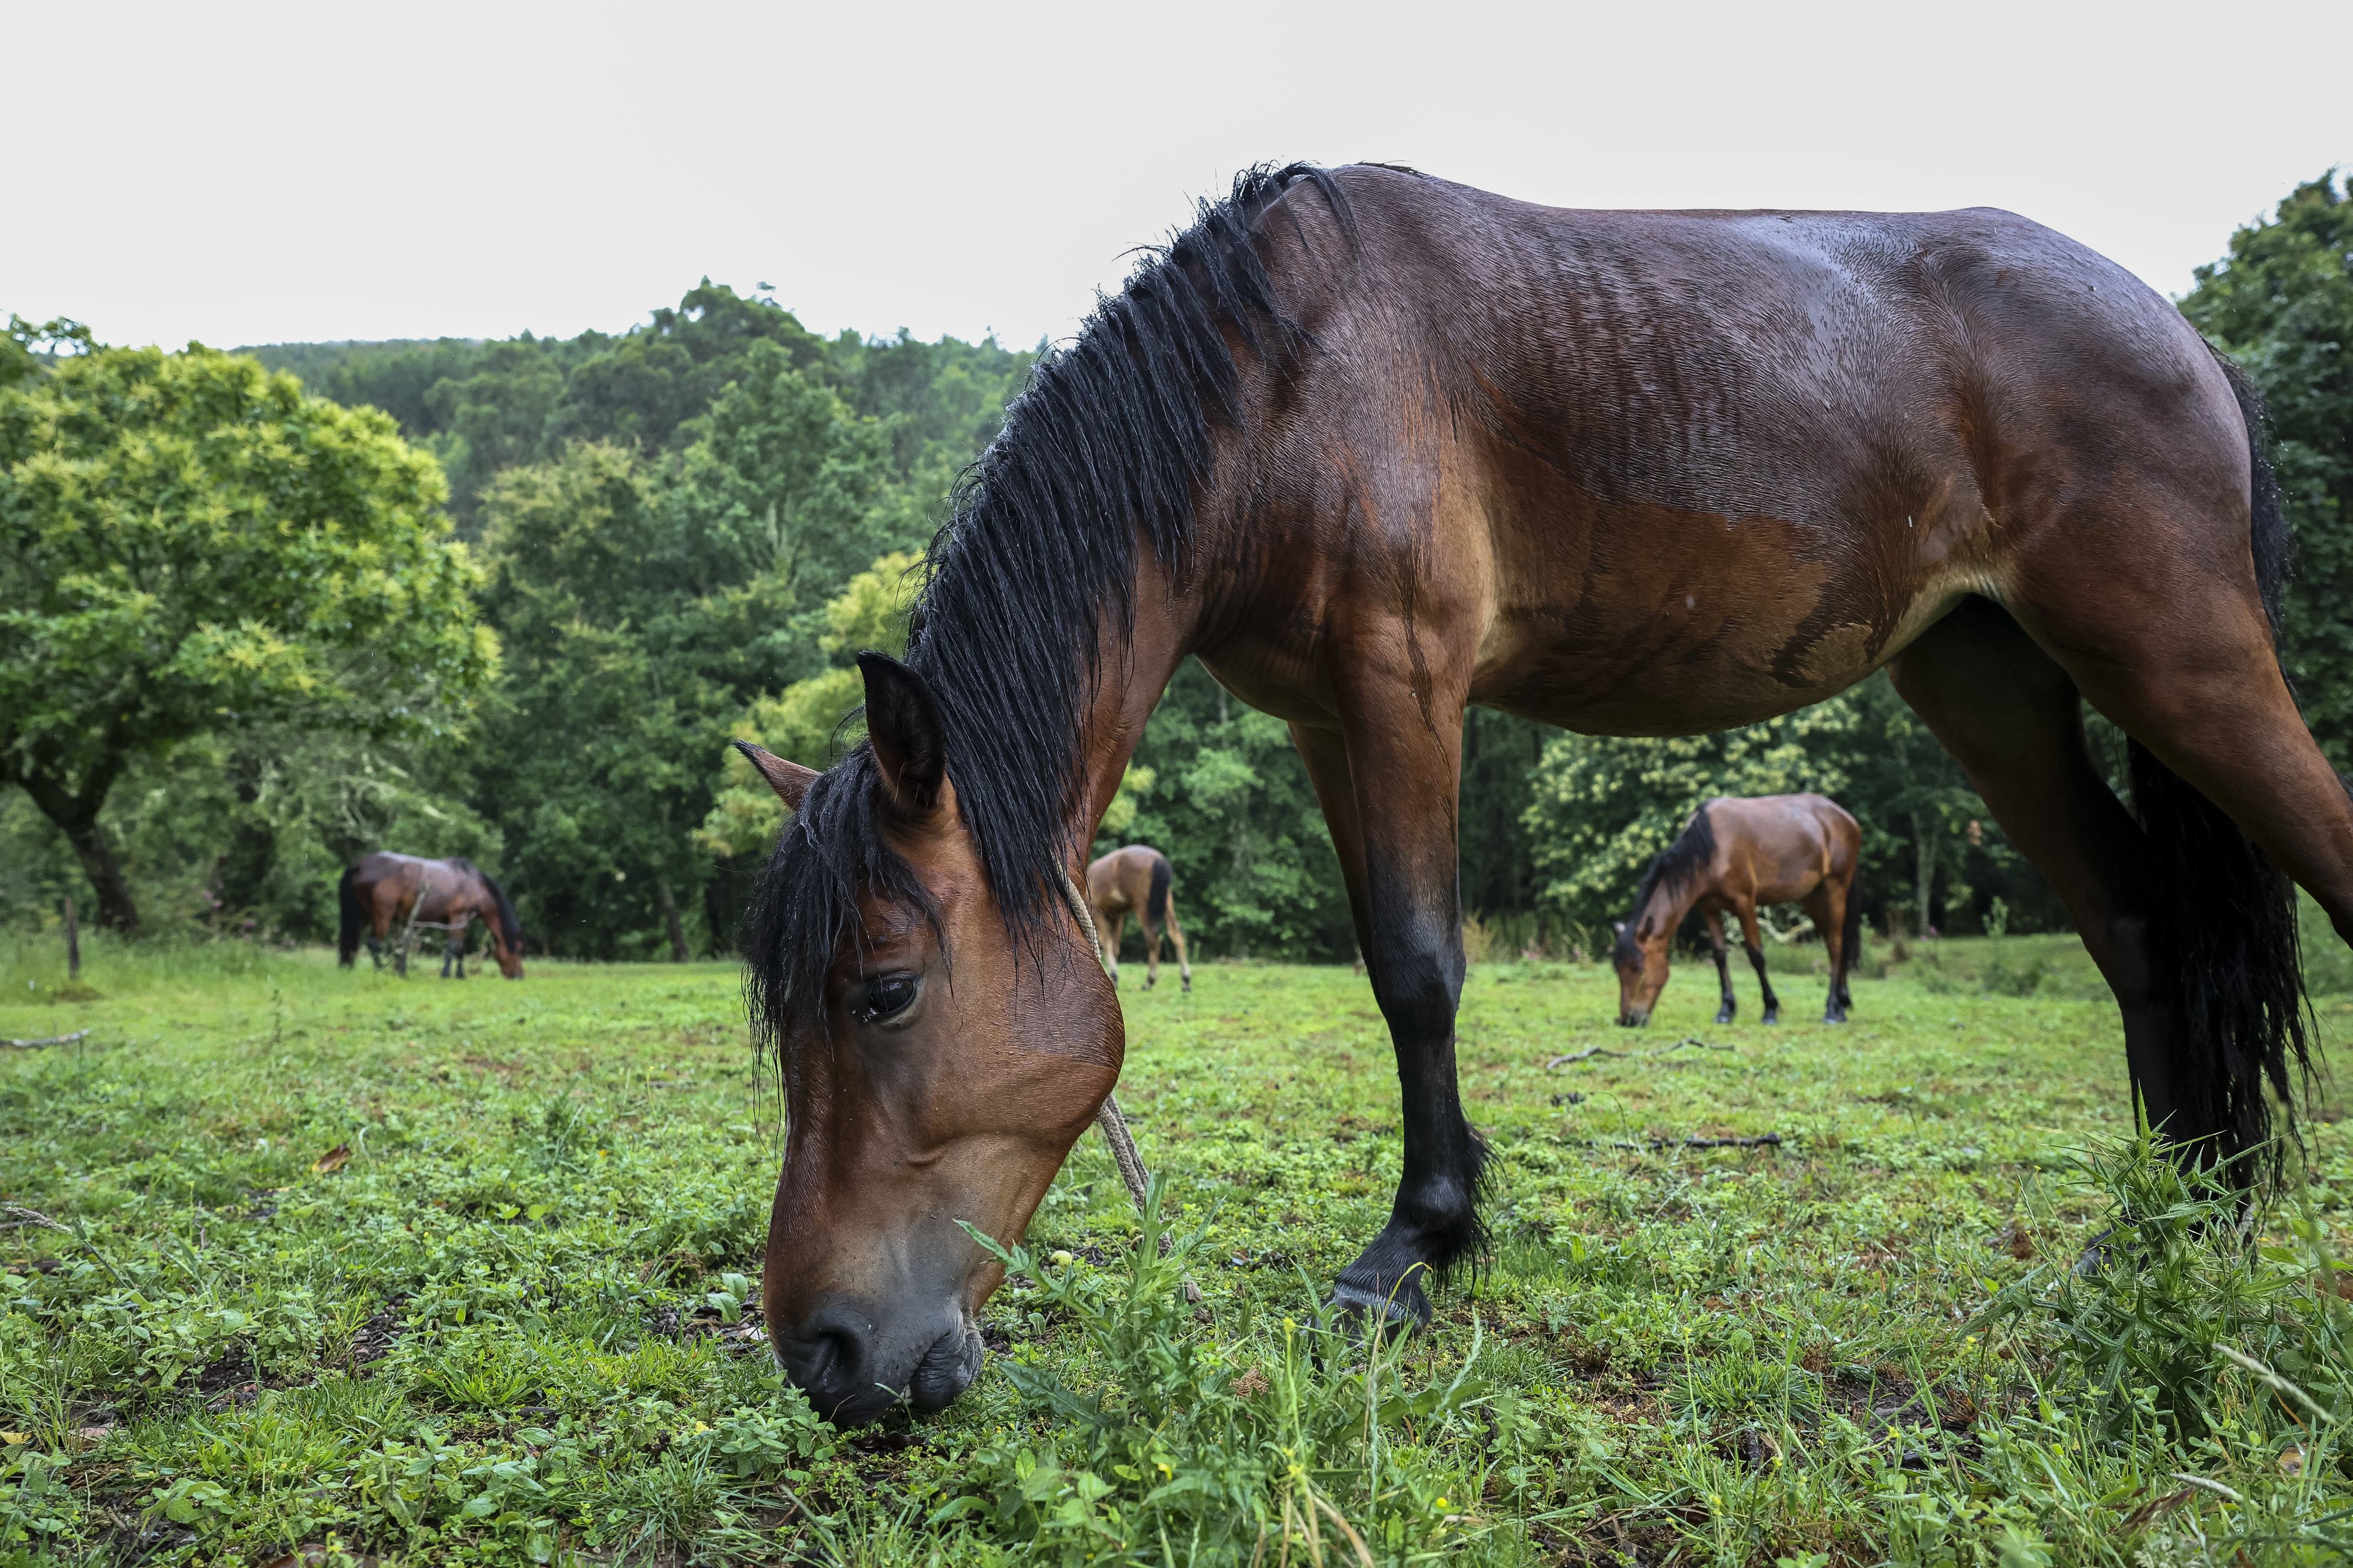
[1435,1496,1449,1509]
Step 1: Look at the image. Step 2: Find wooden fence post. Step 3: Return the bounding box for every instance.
[63,894,80,983]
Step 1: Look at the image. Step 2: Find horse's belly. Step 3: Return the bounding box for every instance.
[1470,493,1983,734]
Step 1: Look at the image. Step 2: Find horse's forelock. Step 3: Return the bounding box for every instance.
[747,749,941,1061]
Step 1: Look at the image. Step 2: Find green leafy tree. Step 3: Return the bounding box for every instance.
[1111,662,1355,961]
[698,551,921,864]
[1840,673,2002,937]
[472,444,765,959]
[671,340,897,610]
[2180,171,2353,763]
[0,323,495,931]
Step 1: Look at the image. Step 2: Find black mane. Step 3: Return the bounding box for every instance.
[449,857,523,951]
[1612,806,1719,966]
[747,164,1355,1047]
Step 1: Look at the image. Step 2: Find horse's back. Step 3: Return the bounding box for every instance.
[1702,794,1859,892]
[1260,169,2244,732]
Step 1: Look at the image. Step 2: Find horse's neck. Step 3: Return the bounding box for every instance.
[1642,882,1696,943]
[1068,543,1205,855]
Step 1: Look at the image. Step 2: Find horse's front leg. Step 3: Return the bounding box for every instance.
[1290,714,1481,1332]
[1734,901,1779,1023]
[1704,909,1736,1023]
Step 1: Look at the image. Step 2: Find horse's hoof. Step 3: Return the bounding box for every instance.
[1181,980,1191,993]
[1714,1007,1734,1024]
[1327,1279,1428,1342]
[1762,1011,1779,1025]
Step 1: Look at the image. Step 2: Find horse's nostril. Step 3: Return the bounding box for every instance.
[811,1329,855,1381]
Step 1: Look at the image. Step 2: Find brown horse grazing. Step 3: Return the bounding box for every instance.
[338,853,524,979]
[1612,794,1862,1028]
[735,164,2346,1423]
[1086,845,1192,992]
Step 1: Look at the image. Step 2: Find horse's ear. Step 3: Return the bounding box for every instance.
[734,740,818,812]
[1611,920,1625,935]
[858,652,948,813]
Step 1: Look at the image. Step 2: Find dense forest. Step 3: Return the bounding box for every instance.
[6,172,2349,962]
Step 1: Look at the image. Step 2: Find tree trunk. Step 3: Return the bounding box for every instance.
[1911,811,1935,939]
[654,876,689,962]
[18,765,141,934]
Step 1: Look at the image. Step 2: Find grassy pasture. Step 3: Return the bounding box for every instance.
[4,932,2351,1566]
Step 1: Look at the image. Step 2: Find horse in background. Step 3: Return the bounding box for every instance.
[1613,795,1861,1027]
[1087,845,1192,991]
[338,853,524,979]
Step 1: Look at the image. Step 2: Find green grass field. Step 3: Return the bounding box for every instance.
[4,932,2351,1566]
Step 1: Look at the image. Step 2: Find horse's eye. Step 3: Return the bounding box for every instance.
[855,975,919,1024]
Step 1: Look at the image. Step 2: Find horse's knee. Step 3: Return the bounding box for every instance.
[1367,930,1463,1042]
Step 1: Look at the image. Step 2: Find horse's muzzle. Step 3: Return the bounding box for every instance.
[773,1302,981,1425]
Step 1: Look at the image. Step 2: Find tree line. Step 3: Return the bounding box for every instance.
[5,173,2346,961]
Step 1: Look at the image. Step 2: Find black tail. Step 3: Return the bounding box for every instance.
[337,865,364,968]
[2132,349,2313,1175]
[1146,856,1171,923]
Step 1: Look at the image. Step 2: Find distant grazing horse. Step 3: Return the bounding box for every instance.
[338,854,524,979]
[731,164,2344,1424]
[1612,794,1862,1027]
[1086,845,1192,991]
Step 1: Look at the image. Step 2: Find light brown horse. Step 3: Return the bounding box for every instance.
[1086,845,1192,992]
[338,853,524,979]
[1612,794,1862,1027]
[735,165,2345,1423]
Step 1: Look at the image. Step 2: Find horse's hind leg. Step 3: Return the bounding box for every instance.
[1142,916,1160,990]
[2015,572,2353,1161]
[1803,882,1849,1023]
[1103,912,1125,987]
[1165,900,1192,992]
[1703,909,1736,1023]
[1887,595,2329,1156]
[1734,900,1779,1023]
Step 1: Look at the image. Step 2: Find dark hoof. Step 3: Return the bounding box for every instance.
[1823,1010,1847,1025]
[1762,1010,1779,1025]
[1714,1006,1734,1024]
[1328,1276,1429,1340]
[1144,978,1156,990]
[1181,979,1191,993]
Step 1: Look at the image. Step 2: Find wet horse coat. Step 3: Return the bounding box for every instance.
[739,165,2344,1424]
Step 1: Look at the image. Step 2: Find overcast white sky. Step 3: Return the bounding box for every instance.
[6,0,2348,353]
